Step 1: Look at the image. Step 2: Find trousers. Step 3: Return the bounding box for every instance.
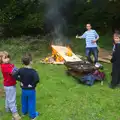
[4,86,17,114]
[22,89,37,119]
[86,47,98,63]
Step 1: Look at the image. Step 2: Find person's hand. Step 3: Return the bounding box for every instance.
[76,35,81,39]
[92,40,97,43]
[76,35,79,38]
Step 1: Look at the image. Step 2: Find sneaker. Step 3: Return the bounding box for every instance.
[21,112,27,117]
[109,84,116,89]
[12,113,21,120]
[36,112,39,117]
[31,112,39,120]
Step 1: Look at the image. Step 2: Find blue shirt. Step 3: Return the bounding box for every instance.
[81,29,99,48]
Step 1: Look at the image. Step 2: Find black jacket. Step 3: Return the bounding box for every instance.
[111,43,120,65]
[13,68,40,89]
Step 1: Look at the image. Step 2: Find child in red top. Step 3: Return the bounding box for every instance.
[0,51,21,120]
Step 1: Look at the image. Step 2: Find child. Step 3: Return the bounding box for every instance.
[110,34,120,88]
[0,51,21,120]
[13,53,40,120]
[112,31,120,52]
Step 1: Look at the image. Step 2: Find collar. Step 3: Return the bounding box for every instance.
[24,65,32,69]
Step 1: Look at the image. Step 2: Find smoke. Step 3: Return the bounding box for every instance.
[45,0,71,45]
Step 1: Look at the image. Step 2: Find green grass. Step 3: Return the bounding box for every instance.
[0,35,119,120]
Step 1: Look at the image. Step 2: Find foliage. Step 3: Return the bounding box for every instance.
[0,0,120,36]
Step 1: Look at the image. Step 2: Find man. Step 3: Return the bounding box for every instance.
[76,23,99,63]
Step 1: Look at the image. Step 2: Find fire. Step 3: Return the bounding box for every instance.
[66,46,73,57]
[52,47,64,62]
[44,45,73,63]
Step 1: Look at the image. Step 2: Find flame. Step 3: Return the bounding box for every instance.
[52,47,64,62]
[66,46,73,57]
[44,44,73,63]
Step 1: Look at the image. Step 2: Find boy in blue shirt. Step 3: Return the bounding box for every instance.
[76,23,99,63]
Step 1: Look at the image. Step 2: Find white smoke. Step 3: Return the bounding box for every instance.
[45,0,71,45]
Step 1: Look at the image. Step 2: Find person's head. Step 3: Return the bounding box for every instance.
[22,53,32,66]
[114,34,120,44]
[0,52,4,64]
[0,51,10,64]
[86,23,92,30]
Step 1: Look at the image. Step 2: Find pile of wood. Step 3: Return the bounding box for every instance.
[65,61,96,73]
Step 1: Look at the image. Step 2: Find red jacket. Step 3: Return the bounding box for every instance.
[1,64,16,86]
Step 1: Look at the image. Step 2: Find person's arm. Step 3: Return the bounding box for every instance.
[33,71,40,85]
[12,69,21,81]
[12,67,18,75]
[111,44,117,63]
[92,30,99,43]
[76,32,86,39]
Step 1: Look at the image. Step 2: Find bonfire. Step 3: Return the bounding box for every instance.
[42,45,81,64]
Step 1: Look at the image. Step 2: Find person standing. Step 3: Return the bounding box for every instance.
[0,51,21,120]
[110,34,120,89]
[76,23,99,63]
[13,54,40,120]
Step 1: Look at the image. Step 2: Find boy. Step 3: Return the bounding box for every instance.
[76,23,99,63]
[110,34,120,89]
[112,31,119,51]
[13,54,40,120]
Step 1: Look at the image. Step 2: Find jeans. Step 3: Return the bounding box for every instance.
[22,89,37,119]
[86,47,98,63]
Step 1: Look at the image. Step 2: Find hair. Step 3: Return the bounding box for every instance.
[86,23,92,26]
[22,53,32,65]
[0,51,10,64]
[114,33,120,39]
[0,52,4,64]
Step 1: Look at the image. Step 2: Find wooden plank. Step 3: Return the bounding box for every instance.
[98,58,111,63]
[40,61,64,65]
[51,45,82,62]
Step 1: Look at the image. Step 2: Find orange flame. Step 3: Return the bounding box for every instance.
[52,47,64,62]
[66,46,73,57]
[44,44,73,63]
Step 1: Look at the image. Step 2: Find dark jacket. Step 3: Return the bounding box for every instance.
[13,67,40,90]
[111,43,120,65]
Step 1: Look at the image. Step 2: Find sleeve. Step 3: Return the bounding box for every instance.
[81,32,86,39]
[2,64,14,75]
[12,69,21,81]
[111,44,117,63]
[12,67,19,74]
[33,71,40,85]
[94,30,99,38]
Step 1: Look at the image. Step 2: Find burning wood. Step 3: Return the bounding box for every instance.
[42,45,82,64]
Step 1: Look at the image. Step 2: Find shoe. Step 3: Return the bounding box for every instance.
[109,84,116,89]
[21,112,27,117]
[12,113,21,120]
[31,112,39,120]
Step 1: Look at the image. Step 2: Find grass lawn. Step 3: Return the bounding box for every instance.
[0,35,120,120]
